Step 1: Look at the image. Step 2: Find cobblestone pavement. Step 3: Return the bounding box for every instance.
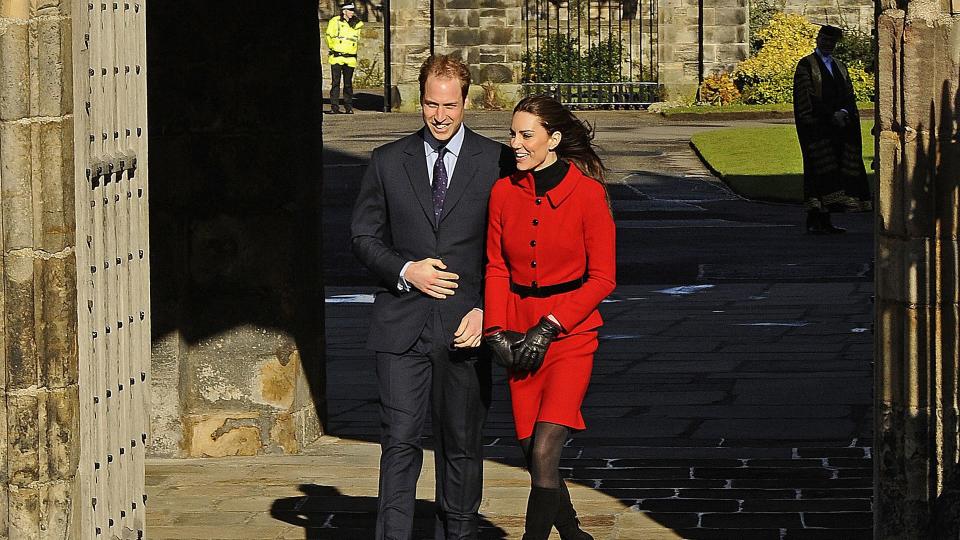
[147,111,874,539]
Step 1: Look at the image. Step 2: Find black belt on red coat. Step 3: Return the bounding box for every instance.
[509,275,587,298]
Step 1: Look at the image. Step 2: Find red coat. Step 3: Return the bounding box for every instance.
[484,163,616,335]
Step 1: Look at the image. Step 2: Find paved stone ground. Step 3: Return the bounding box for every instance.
[147,111,874,539]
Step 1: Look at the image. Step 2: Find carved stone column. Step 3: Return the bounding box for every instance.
[874,1,960,536]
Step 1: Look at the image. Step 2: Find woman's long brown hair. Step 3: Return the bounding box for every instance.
[513,95,607,184]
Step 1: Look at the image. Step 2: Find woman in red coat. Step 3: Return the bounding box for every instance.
[483,95,616,540]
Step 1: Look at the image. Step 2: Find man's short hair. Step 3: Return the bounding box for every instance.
[418,55,471,102]
[818,24,843,39]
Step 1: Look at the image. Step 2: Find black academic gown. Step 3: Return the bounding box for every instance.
[792,52,872,212]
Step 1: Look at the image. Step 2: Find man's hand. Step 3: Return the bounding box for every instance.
[403,258,459,299]
[832,110,849,127]
[453,309,482,348]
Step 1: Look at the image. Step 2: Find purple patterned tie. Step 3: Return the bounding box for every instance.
[432,146,448,222]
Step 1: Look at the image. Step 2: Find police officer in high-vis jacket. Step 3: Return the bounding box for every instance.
[325,2,363,114]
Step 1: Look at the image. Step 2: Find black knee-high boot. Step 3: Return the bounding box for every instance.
[522,487,561,540]
[555,481,593,540]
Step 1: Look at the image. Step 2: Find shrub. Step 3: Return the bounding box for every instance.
[353,58,383,89]
[749,0,785,54]
[834,26,874,72]
[522,34,624,83]
[699,72,741,105]
[734,12,818,104]
[478,81,506,110]
[846,62,873,103]
[735,12,876,104]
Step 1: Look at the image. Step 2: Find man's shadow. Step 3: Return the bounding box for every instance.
[270,484,508,540]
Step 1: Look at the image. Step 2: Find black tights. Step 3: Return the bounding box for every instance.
[519,421,570,489]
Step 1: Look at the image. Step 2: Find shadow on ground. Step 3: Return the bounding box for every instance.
[322,91,386,112]
[270,485,508,540]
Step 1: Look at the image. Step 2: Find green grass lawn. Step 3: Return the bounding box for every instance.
[690,120,874,202]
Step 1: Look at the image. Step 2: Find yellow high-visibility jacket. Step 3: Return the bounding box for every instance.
[325,16,363,67]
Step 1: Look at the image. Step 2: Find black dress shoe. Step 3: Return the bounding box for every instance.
[805,212,828,235]
[329,108,342,114]
[823,213,846,234]
[344,109,354,114]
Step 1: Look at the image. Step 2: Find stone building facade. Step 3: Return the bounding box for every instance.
[783,0,874,33]
[322,0,752,107]
[659,0,750,98]
[319,0,885,108]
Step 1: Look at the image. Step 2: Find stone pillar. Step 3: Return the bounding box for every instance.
[874,1,960,536]
[658,0,749,100]
[1,0,80,537]
[390,0,432,109]
[147,1,325,458]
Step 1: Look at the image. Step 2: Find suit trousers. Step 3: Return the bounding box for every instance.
[375,310,491,540]
[330,63,354,110]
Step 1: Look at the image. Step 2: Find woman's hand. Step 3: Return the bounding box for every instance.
[514,316,562,371]
[484,330,525,368]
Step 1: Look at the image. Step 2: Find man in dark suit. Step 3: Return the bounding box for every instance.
[351,54,514,540]
[793,24,872,234]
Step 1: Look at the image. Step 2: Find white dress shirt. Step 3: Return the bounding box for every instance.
[398,125,466,291]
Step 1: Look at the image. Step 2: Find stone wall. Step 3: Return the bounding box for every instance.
[386,0,673,109]
[874,1,960,536]
[434,0,523,86]
[1,0,79,537]
[317,0,756,108]
[659,0,750,100]
[147,1,326,458]
[783,0,874,32]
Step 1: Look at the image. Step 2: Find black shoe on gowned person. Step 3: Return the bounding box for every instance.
[823,212,846,234]
[805,212,828,235]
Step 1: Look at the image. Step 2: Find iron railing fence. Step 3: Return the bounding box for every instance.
[522,81,662,108]
[522,0,660,109]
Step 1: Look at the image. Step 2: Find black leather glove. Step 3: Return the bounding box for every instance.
[484,330,525,369]
[514,316,562,372]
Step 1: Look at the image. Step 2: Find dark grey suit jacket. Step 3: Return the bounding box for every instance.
[351,127,515,353]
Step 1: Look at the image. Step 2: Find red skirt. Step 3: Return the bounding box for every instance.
[508,330,597,440]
